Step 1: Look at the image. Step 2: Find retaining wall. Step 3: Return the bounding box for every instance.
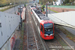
[48,7,75,12]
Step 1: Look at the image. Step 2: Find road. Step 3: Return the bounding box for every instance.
[4,5,19,14]
[48,10,75,35]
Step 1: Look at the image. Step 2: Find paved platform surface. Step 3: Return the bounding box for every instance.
[48,10,75,50]
[48,10,75,35]
[55,27,75,50]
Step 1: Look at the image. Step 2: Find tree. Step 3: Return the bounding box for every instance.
[63,0,75,5]
[0,0,27,7]
[63,0,69,4]
[39,0,57,5]
[69,0,74,5]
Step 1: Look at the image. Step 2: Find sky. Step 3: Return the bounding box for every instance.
[37,0,39,3]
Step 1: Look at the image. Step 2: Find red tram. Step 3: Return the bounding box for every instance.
[30,6,54,40]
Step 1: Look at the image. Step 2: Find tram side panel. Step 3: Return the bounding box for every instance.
[30,7,41,36]
[32,10,44,38]
[32,10,40,32]
[31,9,45,38]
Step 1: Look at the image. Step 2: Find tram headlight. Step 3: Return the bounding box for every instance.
[50,34,53,35]
[44,34,46,37]
[44,34,48,37]
[50,34,54,36]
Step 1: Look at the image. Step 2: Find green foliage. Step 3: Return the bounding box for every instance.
[42,5,45,8]
[65,3,71,6]
[0,5,17,11]
[63,0,69,4]
[0,0,27,7]
[41,5,45,12]
[63,0,75,5]
[39,0,54,5]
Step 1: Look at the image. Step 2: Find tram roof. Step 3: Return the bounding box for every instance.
[34,10,49,20]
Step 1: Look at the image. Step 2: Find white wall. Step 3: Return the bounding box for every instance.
[1,40,11,50]
[0,12,20,49]
[56,0,63,5]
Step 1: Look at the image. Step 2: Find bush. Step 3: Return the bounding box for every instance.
[65,3,71,6]
[0,3,10,7]
[41,5,45,12]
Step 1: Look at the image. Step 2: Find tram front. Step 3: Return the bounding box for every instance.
[43,22,54,40]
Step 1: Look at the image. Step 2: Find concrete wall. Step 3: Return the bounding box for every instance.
[0,12,20,50]
[1,33,16,50]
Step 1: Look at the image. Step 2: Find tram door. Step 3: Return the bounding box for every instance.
[40,24,44,38]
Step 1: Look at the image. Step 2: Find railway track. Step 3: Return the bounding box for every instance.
[31,15,66,50]
[24,6,39,50]
[23,4,72,50]
[27,7,47,50]
[28,5,61,50]
[28,6,60,50]
[45,35,64,50]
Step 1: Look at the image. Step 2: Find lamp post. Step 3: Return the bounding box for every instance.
[18,0,22,28]
[20,7,22,27]
[14,0,15,11]
[46,3,48,17]
[18,7,22,29]
[46,2,51,17]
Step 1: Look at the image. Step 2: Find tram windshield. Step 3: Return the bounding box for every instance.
[44,23,53,35]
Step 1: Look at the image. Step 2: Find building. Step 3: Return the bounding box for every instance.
[53,0,65,5]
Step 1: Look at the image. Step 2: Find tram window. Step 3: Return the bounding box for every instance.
[41,25,43,32]
[0,23,1,27]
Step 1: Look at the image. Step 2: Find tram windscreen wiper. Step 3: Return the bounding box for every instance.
[45,28,53,31]
[44,23,53,28]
